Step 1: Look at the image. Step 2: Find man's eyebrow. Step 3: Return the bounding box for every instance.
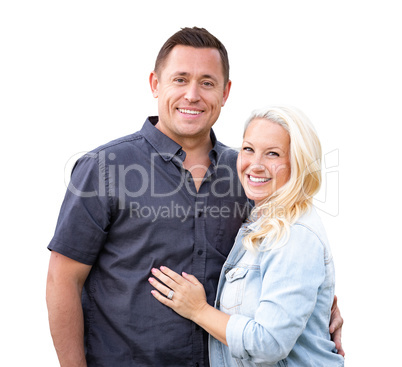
[173,71,219,82]
[201,74,217,81]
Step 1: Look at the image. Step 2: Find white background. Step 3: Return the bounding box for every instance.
[1,1,401,365]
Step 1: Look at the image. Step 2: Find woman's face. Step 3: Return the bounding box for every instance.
[237,118,291,206]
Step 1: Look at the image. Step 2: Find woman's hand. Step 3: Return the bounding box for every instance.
[149,266,230,345]
[149,266,208,321]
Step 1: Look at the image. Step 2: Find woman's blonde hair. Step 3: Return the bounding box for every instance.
[242,105,322,251]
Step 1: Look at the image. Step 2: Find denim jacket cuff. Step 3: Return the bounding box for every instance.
[226,314,252,359]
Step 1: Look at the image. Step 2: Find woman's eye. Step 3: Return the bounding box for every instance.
[268,152,279,157]
[243,147,253,152]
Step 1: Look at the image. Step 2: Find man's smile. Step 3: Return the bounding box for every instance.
[177,108,203,115]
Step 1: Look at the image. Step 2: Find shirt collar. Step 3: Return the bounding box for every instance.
[141,117,183,162]
[208,129,219,166]
[141,116,220,166]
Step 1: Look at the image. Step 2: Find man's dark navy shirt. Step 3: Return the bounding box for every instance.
[48,117,250,366]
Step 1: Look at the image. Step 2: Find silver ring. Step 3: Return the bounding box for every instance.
[167,290,174,300]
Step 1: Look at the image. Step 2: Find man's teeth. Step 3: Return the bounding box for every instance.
[249,175,270,183]
[178,109,202,115]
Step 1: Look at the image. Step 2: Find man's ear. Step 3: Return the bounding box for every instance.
[221,79,232,107]
[149,71,159,98]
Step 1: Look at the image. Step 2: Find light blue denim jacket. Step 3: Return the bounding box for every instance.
[209,207,344,367]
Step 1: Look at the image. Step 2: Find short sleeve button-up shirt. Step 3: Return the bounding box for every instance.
[48,117,250,366]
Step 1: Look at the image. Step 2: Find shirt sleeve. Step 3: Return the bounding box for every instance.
[47,152,112,265]
[226,224,326,364]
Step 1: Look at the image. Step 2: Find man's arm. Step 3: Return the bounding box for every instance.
[46,251,92,367]
[330,295,345,357]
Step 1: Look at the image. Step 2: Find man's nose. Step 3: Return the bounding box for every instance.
[184,83,201,103]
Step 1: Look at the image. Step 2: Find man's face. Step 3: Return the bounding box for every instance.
[150,45,231,143]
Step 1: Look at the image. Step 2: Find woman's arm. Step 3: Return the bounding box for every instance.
[150,226,343,363]
[149,267,230,345]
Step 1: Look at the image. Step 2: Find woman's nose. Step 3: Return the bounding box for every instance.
[251,163,265,171]
[248,155,264,170]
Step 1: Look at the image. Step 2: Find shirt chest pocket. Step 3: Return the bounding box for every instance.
[219,267,249,313]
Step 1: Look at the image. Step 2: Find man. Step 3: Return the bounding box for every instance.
[46,27,343,366]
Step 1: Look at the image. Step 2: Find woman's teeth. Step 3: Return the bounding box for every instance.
[249,175,270,183]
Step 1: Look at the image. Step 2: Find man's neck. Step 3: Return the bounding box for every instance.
[154,121,213,162]
[181,134,213,158]
[154,122,214,191]
[177,135,212,192]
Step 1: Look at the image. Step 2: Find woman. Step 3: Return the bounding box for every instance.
[149,106,344,366]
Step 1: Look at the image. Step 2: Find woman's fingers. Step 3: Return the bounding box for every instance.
[149,267,208,321]
[159,266,186,284]
[150,288,172,306]
[149,266,202,301]
[150,267,177,290]
[155,265,201,285]
[151,266,190,289]
[149,266,187,299]
[181,272,201,285]
[148,276,172,298]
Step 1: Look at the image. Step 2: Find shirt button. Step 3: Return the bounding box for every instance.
[225,269,230,274]
[178,150,183,156]
[197,250,203,256]
[216,300,220,307]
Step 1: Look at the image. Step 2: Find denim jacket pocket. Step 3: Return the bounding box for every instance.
[254,361,287,367]
[225,267,249,282]
[220,267,249,312]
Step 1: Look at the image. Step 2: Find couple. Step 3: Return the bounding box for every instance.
[47,27,344,366]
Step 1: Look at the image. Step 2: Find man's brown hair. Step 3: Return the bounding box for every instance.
[154,27,230,86]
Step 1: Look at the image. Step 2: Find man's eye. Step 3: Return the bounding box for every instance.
[175,78,185,83]
[203,81,213,87]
